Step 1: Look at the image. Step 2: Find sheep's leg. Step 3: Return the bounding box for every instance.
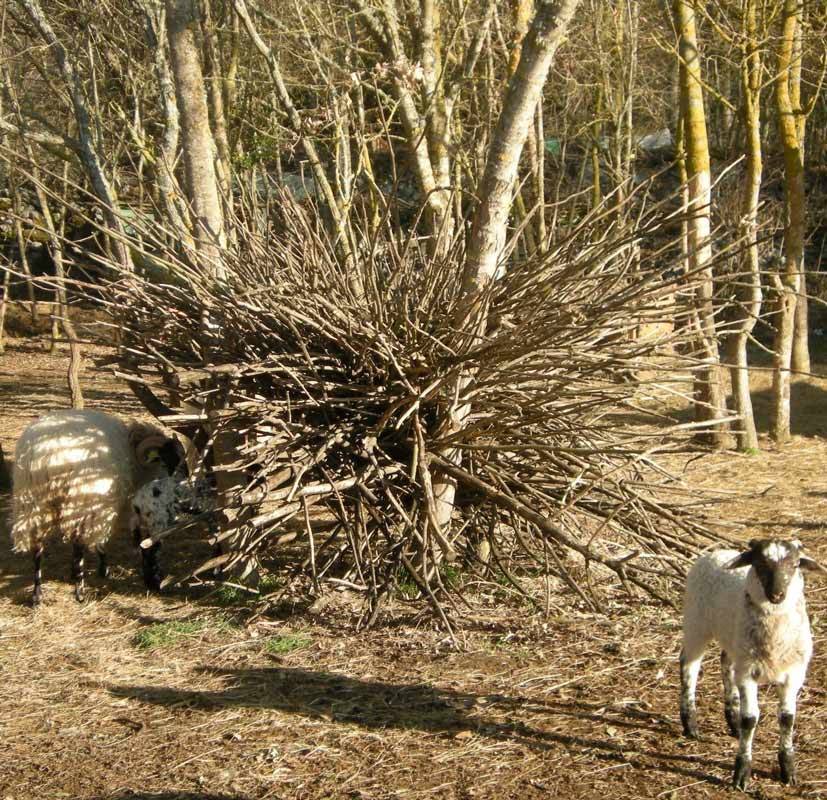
[721,651,740,737]
[733,679,759,791]
[96,547,109,579]
[776,669,804,786]
[679,647,702,738]
[71,540,86,602]
[32,545,44,607]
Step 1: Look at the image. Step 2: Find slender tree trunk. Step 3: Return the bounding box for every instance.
[142,2,194,250]
[10,179,37,326]
[790,1,809,373]
[18,0,132,270]
[430,0,582,550]
[0,264,11,354]
[772,0,805,442]
[32,170,83,407]
[725,0,762,452]
[674,0,729,448]
[166,0,226,276]
[233,0,361,293]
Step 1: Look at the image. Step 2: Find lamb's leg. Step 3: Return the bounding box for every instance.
[141,542,163,592]
[32,545,44,607]
[721,651,740,737]
[96,546,109,579]
[71,540,86,602]
[680,647,702,738]
[776,669,804,786]
[733,679,759,791]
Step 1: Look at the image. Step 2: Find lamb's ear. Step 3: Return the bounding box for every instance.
[799,556,827,574]
[726,550,755,570]
[158,439,186,476]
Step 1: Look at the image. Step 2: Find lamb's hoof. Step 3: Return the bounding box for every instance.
[779,751,797,786]
[98,563,109,579]
[733,755,752,791]
[74,586,85,603]
[31,589,43,608]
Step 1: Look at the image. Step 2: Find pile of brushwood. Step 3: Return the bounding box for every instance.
[94,195,724,626]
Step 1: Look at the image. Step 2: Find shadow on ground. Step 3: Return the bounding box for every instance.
[110,665,742,787]
[88,795,251,800]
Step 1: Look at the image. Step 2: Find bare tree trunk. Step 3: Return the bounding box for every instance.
[430,0,582,551]
[772,0,805,442]
[201,0,234,208]
[674,0,729,448]
[166,0,226,276]
[790,1,809,373]
[725,0,762,453]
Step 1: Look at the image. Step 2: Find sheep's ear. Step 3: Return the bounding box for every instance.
[726,550,755,570]
[799,556,827,574]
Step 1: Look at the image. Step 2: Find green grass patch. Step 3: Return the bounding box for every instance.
[213,584,250,606]
[264,633,311,655]
[133,616,235,650]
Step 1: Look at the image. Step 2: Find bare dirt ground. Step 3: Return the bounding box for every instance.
[2,326,827,800]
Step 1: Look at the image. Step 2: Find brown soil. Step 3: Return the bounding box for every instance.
[1,332,827,800]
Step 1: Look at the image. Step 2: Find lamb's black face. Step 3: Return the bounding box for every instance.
[728,538,806,604]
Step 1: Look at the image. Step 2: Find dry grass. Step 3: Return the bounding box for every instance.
[2,336,827,799]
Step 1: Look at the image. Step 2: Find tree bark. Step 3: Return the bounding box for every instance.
[166,0,226,276]
[674,0,729,448]
[142,1,194,250]
[201,0,234,208]
[772,0,806,442]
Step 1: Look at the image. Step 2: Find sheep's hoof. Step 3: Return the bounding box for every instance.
[680,710,699,739]
[74,584,85,603]
[31,589,43,608]
[733,755,752,791]
[779,751,797,786]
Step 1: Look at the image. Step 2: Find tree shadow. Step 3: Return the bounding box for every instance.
[748,378,827,438]
[109,665,739,787]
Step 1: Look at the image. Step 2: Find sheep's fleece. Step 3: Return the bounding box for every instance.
[11,410,171,552]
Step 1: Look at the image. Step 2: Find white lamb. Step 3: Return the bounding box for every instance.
[11,409,184,605]
[680,538,824,790]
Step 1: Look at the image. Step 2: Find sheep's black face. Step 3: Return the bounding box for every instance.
[727,538,814,604]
